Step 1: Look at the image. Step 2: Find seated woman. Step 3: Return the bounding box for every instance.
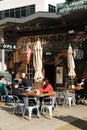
[39,78,54,94]
[38,78,54,111]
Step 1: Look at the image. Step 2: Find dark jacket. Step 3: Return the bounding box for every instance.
[20,78,33,89]
[23,79,33,87]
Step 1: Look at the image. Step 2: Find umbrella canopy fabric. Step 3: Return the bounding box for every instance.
[33,39,43,82]
[67,45,76,79]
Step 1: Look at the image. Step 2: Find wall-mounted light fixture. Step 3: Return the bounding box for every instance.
[68,30,75,34]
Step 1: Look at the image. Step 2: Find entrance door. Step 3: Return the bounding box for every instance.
[45,64,55,90]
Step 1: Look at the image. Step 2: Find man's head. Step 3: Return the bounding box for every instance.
[0,75,5,81]
[0,75,6,84]
[21,73,26,78]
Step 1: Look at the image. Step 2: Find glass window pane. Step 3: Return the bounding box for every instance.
[27,64,34,80]
[30,4,35,14]
[5,10,9,17]
[1,11,5,19]
[26,6,30,16]
[0,12,1,20]
[10,9,14,17]
[15,8,20,18]
[21,7,26,17]
[49,4,56,12]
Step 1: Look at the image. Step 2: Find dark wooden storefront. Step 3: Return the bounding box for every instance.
[8,31,86,89]
[1,9,87,88]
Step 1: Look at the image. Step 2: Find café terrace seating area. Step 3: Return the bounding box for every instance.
[0,85,85,104]
[11,90,58,120]
[0,82,87,130]
[0,84,87,130]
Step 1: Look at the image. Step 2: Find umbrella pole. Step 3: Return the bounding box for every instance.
[33,81,42,90]
[69,77,75,88]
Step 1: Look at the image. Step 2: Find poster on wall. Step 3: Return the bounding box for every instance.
[56,67,63,84]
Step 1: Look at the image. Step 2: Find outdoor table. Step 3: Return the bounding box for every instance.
[20,91,55,113]
[60,86,83,91]
[20,91,55,97]
[59,86,84,106]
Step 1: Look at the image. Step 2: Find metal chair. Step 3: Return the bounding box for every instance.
[0,95,6,101]
[22,97,40,121]
[12,95,24,115]
[41,93,58,119]
[63,90,76,108]
[57,91,65,105]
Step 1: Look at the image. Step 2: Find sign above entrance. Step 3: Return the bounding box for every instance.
[57,0,87,14]
[0,44,16,50]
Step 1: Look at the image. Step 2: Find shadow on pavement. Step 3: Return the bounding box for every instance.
[55,115,87,130]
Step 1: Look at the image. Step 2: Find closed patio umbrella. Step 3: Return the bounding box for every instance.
[33,39,43,82]
[67,44,76,79]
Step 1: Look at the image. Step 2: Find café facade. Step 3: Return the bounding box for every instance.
[0,0,87,89]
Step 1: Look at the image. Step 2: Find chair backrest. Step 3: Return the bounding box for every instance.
[64,90,75,98]
[23,97,37,107]
[42,93,57,108]
[52,92,57,107]
[12,95,20,103]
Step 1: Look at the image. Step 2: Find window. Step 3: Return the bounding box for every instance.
[30,4,35,14]
[1,11,5,19]
[5,10,9,17]
[26,6,30,16]
[49,4,56,12]
[0,12,1,20]
[10,9,15,17]
[27,64,34,81]
[15,8,20,18]
[21,7,26,17]
[0,4,35,20]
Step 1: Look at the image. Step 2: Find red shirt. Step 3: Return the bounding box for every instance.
[39,84,54,93]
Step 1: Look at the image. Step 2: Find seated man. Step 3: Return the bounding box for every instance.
[0,75,7,101]
[22,74,33,91]
[20,73,33,91]
[12,80,23,103]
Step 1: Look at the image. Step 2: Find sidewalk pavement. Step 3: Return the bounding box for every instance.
[0,103,87,130]
[55,117,87,130]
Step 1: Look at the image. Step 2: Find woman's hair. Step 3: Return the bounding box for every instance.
[44,78,49,85]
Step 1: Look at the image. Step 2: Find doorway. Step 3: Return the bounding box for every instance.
[44,64,55,90]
